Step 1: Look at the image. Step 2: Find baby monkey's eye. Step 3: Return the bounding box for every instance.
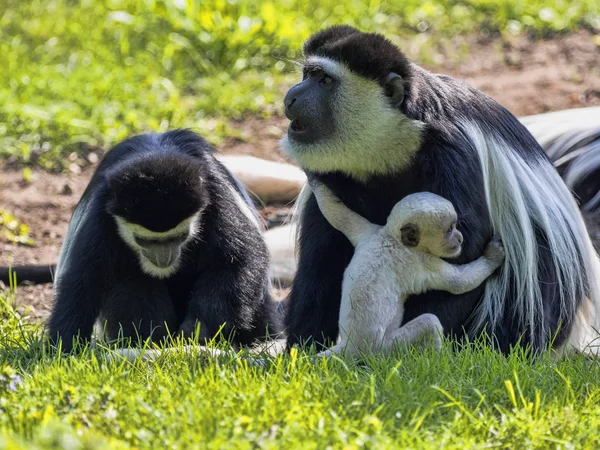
[447,223,456,235]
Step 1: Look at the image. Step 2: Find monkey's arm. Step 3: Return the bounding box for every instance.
[48,241,109,352]
[180,259,270,344]
[308,181,379,246]
[427,235,505,295]
[286,194,354,349]
[179,205,275,346]
[48,271,104,352]
[47,208,119,352]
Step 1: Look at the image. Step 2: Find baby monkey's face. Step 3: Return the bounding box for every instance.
[429,218,463,259]
[400,214,463,259]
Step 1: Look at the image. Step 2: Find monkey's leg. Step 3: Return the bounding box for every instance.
[102,279,177,345]
[384,313,444,352]
[181,255,275,346]
[316,344,345,358]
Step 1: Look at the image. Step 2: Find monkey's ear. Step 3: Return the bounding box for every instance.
[401,223,420,247]
[384,73,405,107]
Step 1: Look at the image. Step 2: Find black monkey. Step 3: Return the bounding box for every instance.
[47,130,281,352]
[281,26,600,355]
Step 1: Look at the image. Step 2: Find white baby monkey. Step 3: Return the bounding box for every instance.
[308,181,506,357]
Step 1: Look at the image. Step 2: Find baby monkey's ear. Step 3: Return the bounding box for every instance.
[401,223,420,247]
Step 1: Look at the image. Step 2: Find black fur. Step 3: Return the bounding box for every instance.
[285,26,584,353]
[106,153,207,232]
[303,25,412,85]
[48,130,281,352]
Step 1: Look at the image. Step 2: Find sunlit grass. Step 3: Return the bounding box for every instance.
[1,289,600,449]
[1,0,598,169]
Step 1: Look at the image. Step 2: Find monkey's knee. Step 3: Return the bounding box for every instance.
[389,313,444,351]
[418,313,444,334]
[418,313,444,351]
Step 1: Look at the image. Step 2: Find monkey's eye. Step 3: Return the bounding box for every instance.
[319,73,333,85]
[305,67,333,85]
[447,223,455,235]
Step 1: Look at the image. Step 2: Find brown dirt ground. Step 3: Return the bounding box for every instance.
[1,32,600,319]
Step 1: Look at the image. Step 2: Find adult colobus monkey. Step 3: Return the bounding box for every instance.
[47,130,281,352]
[281,26,600,355]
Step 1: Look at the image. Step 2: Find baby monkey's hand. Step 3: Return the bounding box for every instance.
[483,234,505,268]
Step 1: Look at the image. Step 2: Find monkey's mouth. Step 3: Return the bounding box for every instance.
[290,118,308,133]
[445,244,463,259]
[141,247,180,269]
[288,117,327,145]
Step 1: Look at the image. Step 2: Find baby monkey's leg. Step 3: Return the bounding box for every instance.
[316,344,344,358]
[383,313,444,352]
[317,341,364,357]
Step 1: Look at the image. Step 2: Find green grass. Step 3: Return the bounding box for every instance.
[1,0,599,169]
[2,291,600,449]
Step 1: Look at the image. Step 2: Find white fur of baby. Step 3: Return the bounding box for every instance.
[309,182,505,357]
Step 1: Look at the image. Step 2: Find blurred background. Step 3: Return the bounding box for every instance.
[1,0,599,314]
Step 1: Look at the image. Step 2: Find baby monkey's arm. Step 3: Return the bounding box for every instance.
[308,180,379,246]
[428,234,505,295]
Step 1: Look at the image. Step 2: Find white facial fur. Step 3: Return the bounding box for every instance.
[114,214,200,279]
[281,56,424,180]
[384,192,459,257]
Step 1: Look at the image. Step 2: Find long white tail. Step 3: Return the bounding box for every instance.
[463,120,600,354]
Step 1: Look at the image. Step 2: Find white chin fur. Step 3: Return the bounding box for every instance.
[114,215,200,279]
[280,57,424,180]
[138,257,181,279]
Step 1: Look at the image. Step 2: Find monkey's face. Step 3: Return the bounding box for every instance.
[280,56,423,180]
[400,216,462,259]
[434,220,463,259]
[114,214,200,279]
[105,152,208,279]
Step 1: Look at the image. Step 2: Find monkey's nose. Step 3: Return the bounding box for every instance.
[284,96,297,119]
[285,97,296,109]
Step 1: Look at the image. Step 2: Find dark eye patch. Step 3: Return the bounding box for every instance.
[303,64,331,81]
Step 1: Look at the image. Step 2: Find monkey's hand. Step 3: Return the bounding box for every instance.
[483,234,505,268]
[178,317,211,341]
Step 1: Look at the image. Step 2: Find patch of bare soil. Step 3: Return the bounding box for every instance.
[1,32,599,316]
